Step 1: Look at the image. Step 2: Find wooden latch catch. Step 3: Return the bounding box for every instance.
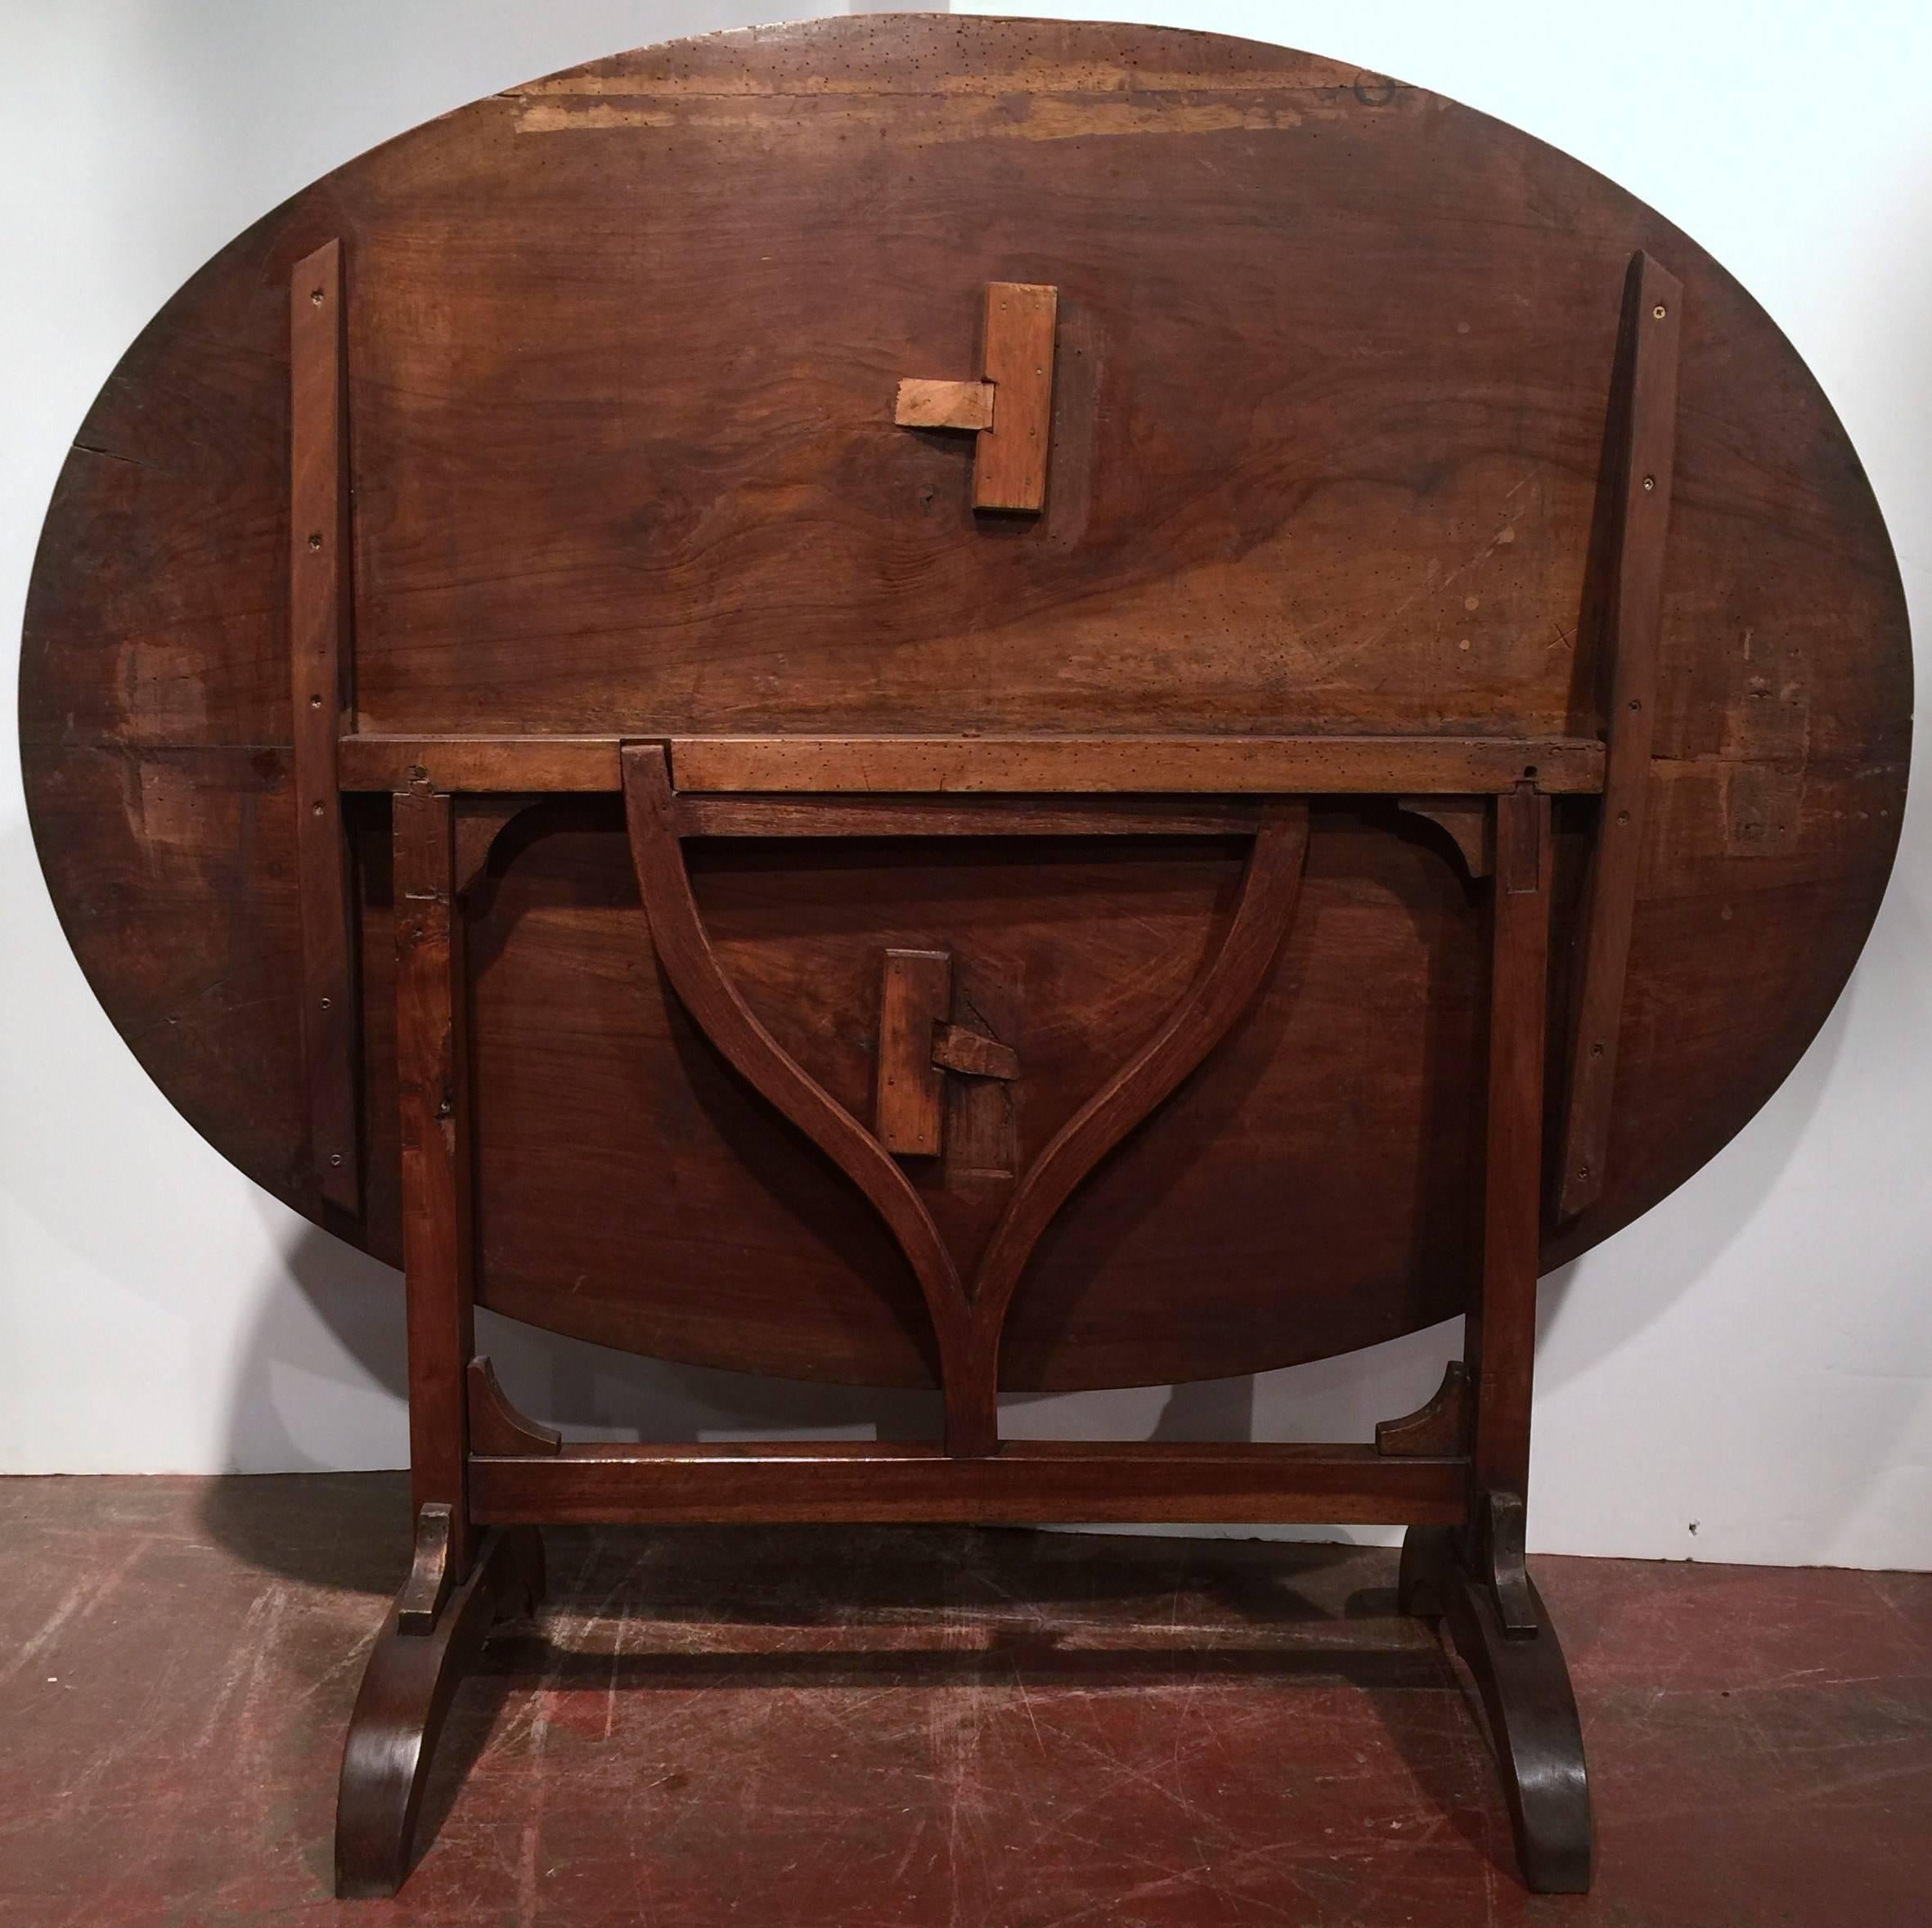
[895,281,1058,513]
[876,950,1022,1155]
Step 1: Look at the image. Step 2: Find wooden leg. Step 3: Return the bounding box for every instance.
[1398,1523,1592,1894]
[335,1526,544,1898]
[1396,1521,1456,1619]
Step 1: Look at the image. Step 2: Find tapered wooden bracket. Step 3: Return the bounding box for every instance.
[468,1356,562,1458]
[1376,1361,1471,1457]
[395,1503,454,1635]
[1474,1487,1538,1639]
[896,281,1058,512]
[1557,250,1683,1219]
[290,238,361,1220]
[1396,797,1491,879]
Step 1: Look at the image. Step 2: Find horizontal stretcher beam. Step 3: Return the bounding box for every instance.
[469,1439,1468,1527]
[336,732,1604,797]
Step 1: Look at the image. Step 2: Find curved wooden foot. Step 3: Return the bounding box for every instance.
[1396,1525,1593,1892]
[335,1526,544,1898]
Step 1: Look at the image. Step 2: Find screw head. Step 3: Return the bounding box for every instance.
[310,288,325,306]
[1652,303,1667,320]
[329,1153,344,1167]
[308,531,322,551]
[1642,474,1656,492]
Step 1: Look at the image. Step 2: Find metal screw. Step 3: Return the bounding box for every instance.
[309,694,322,708]
[319,996,331,1009]
[1616,810,1630,825]
[1652,303,1666,320]
[1642,474,1656,492]
[329,1153,344,1167]
[1629,699,1642,712]
[1577,1165,1590,1180]
[311,288,325,306]
[1590,1042,1605,1058]
[308,531,322,550]
[312,800,324,816]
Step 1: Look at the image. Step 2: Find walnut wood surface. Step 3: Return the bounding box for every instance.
[972,281,1057,512]
[19,16,1911,1394]
[335,1525,543,1898]
[1557,254,1683,1218]
[393,789,473,1571]
[468,1440,1464,1526]
[333,730,1606,796]
[287,240,359,1218]
[1400,1525,1593,1893]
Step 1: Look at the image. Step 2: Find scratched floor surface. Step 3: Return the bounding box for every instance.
[1,1475,1927,1926]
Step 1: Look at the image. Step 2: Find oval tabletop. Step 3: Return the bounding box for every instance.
[20,16,1909,1392]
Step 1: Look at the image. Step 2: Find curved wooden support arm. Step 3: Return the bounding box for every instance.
[620,744,977,1436]
[621,748,1307,1458]
[960,802,1310,1410]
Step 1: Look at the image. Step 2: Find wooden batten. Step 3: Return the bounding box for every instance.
[336,731,1606,798]
[289,239,361,1218]
[1557,252,1683,1219]
[973,281,1057,512]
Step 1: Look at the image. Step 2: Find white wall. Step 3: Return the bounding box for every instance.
[3,3,1926,1571]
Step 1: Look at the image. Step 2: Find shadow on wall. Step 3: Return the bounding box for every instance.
[198,940,1841,1592]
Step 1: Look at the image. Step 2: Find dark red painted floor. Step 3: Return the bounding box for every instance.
[1,1475,1926,1926]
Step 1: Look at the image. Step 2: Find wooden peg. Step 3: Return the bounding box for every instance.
[895,281,1058,513]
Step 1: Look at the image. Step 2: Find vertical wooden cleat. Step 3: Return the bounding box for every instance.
[289,238,360,1219]
[877,949,952,1156]
[973,281,1057,512]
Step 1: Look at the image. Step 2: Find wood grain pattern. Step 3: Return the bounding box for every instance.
[668,735,1603,797]
[335,732,1606,796]
[468,1440,1465,1526]
[18,14,1911,1400]
[877,948,951,1156]
[1375,1360,1471,1457]
[973,281,1057,512]
[618,743,977,1444]
[393,787,473,1574]
[1469,786,1554,1503]
[289,239,359,1218]
[959,803,1310,1418]
[1557,254,1683,1218]
[894,377,994,432]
